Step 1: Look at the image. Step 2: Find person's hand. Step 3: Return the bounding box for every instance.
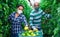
[32,26,38,31]
[24,26,29,30]
[33,28,38,32]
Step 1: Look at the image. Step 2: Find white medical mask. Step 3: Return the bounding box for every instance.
[17,10,22,14]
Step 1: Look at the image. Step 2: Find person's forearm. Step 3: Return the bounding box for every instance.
[24,19,28,26]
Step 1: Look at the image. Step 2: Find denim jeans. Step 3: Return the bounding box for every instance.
[11,32,19,37]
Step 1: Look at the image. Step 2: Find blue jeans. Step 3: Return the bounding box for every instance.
[11,33,19,37]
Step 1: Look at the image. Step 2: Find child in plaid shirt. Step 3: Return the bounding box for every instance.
[8,5,28,37]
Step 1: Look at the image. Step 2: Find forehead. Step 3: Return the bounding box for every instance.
[18,6,23,8]
[34,2,39,5]
[17,6,24,10]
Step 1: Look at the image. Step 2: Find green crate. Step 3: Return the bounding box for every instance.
[19,35,43,37]
[19,30,43,37]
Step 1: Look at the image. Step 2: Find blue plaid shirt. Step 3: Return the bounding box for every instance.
[8,12,28,34]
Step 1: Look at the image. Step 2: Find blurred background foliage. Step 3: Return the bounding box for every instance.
[0,0,60,37]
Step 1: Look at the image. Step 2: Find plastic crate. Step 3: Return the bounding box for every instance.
[19,30,43,37]
[19,35,43,37]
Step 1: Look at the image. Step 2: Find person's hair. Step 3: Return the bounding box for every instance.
[17,4,24,8]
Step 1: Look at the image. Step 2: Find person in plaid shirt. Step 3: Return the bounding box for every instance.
[8,5,28,37]
[30,2,51,37]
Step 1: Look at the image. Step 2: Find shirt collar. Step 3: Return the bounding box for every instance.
[13,12,23,17]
